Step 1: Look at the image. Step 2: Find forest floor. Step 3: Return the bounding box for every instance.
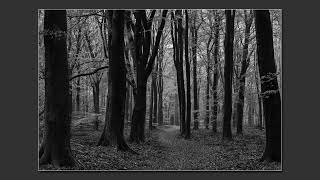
[39,112,281,171]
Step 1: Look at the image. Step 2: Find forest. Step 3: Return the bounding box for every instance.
[38,9,282,170]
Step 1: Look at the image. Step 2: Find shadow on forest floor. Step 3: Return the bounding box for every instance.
[38,112,281,171]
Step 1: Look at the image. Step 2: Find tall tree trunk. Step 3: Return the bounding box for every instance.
[222,10,235,140]
[236,10,253,134]
[255,10,281,162]
[158,36,164,126]
[93,82,100,114]
[254,51,263,130]
[212,11,221,133]
[129,10,168,143]
[153,64,158,124]
[191,12,199,130]
[39,10,75,167]
[176,10,186,135]
[149,83,154,130]
[185,10,191,139]
[98,10,133,151]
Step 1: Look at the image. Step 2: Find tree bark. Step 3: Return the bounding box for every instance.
[129,10,168,143]
[39,10,75,167]
[212,11,221,133]
[236,10,253,134]
[185,10,191,139]
[149,82,154,130]
[191,11,199,130]
[255,10,281,162]
[222,10,235,140]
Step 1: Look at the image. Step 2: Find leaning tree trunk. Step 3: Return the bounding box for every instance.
[185,10,191,139]
[255,10,281,162]
[222,10,235,140]
[39,10,75,167]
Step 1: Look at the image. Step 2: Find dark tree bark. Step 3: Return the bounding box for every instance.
[185,10,191,139]
[255,10,281,162]
[39,10,75,167]
[97,10,133,152]
[191,11,199,130]
[222,10,235,140]
[211,11,221,133]
[254,51,264,130]
[236,10,253,135]
[176,10,186,135]
[129,10,168,143]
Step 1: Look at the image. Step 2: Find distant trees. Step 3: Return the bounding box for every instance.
[254,10,281,162]
[39,10,75,167]
[222,10,235,140]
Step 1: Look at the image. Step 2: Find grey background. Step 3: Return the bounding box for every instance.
[2,0,319,179]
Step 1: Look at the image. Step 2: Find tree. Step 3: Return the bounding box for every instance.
[236,10,253,135]
[211,10,221,133]
[97,10,134,151]
[185,10,191,139]
[171,10,186,135]
[190,10,200,130]
[254,10,281,162]
[39,10,75,167]
[222,10,235,140]
[129,10,168,143]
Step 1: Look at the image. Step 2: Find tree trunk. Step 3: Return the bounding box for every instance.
[149,83,154,130]
[39,10,75,167]
[92,82,100,114]
[192,20,199,130]
[184,10,191,139]
[212,11,221,133]
[236,10,253,134]
[222,10,235,140]
[97,10,133,152]
[152,65,158,124]
[176,10,186,135]
[158,37,164,126]
[255,10,281,162]
[129,10,168,142]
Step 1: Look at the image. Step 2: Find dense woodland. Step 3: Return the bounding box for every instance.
[38,9,282,170]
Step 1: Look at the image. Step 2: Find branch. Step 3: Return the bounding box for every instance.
[69,65,108,81]
[145,10,168,79]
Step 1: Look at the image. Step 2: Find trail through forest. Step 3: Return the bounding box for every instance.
[40,114,281,170]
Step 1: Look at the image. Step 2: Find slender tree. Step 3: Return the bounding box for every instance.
[211,10,221,133]
[185,10,191,139]
[255,10,281,162]
[191,10,200,130]
[236,10,253,134]
[39,10,75,167]
[222,10,235,140]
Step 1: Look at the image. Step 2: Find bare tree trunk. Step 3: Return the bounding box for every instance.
[222,10,235,140]
[236,10,253,134]
[255,10,281,162]
[191,11,199,130]
[185,10,191,139]
[212,11,221,133]
[39,10,75,167]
